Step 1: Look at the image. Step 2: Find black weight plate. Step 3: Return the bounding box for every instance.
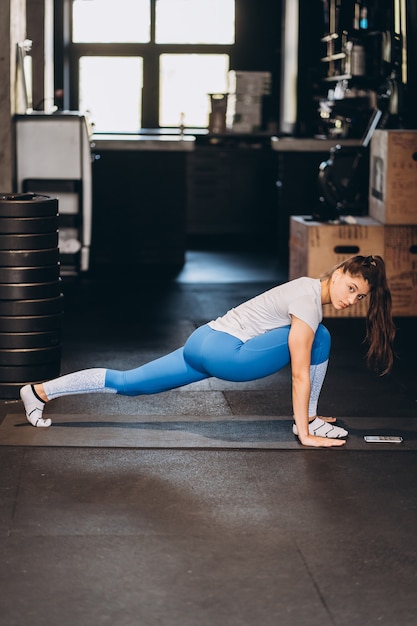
[0,280,62,300]
[0,216,58,234]
[0,249,59,267]
[0,295,64,316]
[0,314,63,332]
[0,265,60,283]
[0,383,27,400]
[0,194,58,217]
[0,371,61,399]
[0,346,61,366]
[0,362,61,383]
[0,331,61,349]
[0,232,58,250]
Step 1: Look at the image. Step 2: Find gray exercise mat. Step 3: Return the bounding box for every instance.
[1,413,416,449]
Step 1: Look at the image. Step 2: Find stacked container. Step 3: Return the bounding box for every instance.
[0,193,63,399]
[226,71,271,133]
[369,130,417,317]
[288,215,385,318]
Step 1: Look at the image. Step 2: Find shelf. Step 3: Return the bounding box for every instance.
[321,52,346,62]
[321,33,339,43]
[323,74,352,81]
[321,74,377,82]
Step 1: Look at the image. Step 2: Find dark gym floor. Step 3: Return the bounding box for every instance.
[1,248,417,626]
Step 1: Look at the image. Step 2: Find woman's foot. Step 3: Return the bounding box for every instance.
[293,416,348,438]
[20,385,51,427]
[315,415,336,423]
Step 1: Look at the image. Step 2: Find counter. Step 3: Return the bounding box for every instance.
[92,133,363,153]
[271,136,363,152]
[90,131,366,269]
[92,133,195,151]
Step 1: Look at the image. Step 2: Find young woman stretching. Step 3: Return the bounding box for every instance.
[20,255,395,448]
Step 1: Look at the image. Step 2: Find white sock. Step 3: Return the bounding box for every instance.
[308,360,329,417]
[20,385,52,428]
[42,368,115,399]
[293,417,348,439]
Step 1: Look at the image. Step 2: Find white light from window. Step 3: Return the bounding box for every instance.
[156,0,235,44]
[79,57,143,132]
[73,0,150,43]
[160,54,229,127]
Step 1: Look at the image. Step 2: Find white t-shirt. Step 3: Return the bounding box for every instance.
[208,277,323,342]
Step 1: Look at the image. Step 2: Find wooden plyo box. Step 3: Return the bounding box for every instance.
[369,130,417,225]
[384,225,417,317]
[289,216,385,318]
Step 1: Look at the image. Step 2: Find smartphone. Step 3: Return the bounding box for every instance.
[364,435,403,443]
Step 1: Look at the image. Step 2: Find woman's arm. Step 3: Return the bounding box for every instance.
[288,316,345,448]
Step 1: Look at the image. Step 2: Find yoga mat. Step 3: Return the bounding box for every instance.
[1,413,417,449]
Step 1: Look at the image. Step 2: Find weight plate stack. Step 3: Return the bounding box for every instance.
[0,194,64,399]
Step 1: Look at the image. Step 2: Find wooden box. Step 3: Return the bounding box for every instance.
[289,216,385,318]
[384,225,417,317]
[369,130,417,225]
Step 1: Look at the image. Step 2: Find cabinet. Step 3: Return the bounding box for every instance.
[186,142,278,246]
[91,140,278,272]
[91,149,187,273]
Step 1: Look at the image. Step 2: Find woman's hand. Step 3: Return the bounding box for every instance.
[298,434,346,448]
[288,318,346,448]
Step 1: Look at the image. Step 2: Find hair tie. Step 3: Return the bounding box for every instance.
[364,255,377,267]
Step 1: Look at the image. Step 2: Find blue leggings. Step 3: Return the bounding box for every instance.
[105,324,331,396]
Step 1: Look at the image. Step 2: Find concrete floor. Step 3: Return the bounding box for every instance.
[1,250,417,626]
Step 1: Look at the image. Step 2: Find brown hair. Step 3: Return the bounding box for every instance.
[326,255,396,375]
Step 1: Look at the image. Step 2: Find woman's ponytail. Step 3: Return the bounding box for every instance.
[335,255,396,375]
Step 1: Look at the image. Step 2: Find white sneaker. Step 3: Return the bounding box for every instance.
[293,417,348,438]
[20,384,52,427]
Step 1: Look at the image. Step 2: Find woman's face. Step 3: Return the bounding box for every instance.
[329,269,371,311]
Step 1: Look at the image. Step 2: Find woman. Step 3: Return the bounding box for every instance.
[20,255,395,448]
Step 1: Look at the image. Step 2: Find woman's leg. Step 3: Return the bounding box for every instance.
[186,323,331,385]
[20,368,115,427]
[184,324,292,382]
[188,324,345,438]
[293,324,347,438]
[21,323,334,430]
[308,325,331,418]
[20,323,288,426]
[20,336,211,426]
[105,347,209,395]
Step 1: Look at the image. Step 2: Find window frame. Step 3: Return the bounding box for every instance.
[64,0,234,130]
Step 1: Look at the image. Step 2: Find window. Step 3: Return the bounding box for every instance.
[69,0,235,132]
[72,0,150,43]
[79,57,143,133]
[155,0,234,44]
[159,54,229,127]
